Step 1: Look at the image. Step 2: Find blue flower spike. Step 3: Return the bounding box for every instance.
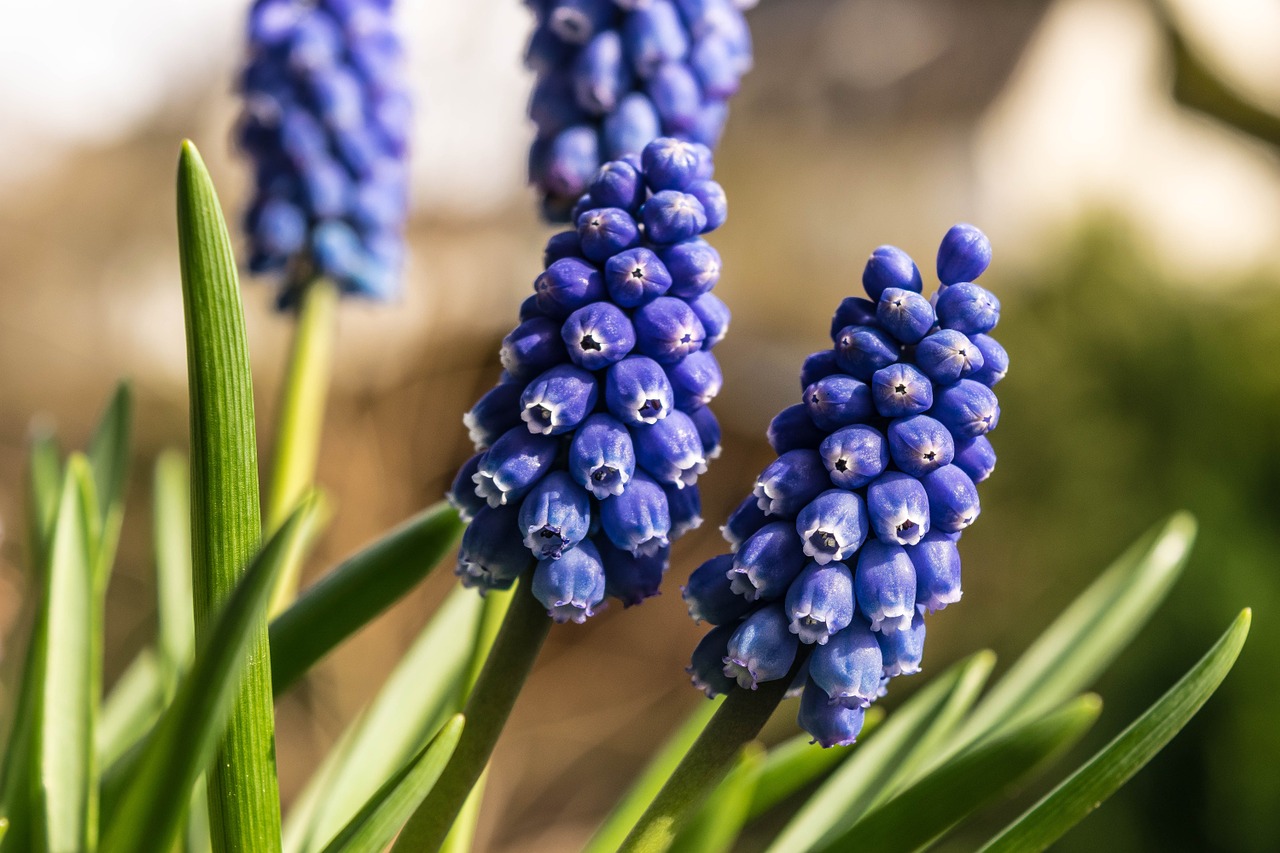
[238,0,412,305]
[448,139,734,622]
[683,224,1007,747]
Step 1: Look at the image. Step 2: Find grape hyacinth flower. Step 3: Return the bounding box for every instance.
[683,224,1007,746]
[524,0,753,219]
[238,0,411,305]
[450,138,732,623]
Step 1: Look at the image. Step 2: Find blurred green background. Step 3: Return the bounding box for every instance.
[1,0,1277,850]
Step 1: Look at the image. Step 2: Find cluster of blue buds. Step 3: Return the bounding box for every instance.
[683,224,1007,747]
[237,0,411,306]
[524,0,753,220]
[449,137,731,623]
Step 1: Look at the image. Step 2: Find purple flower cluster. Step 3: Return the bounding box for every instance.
[237,0,411,306]
[683,224,1008,747]
[524,0,753,220]
[449,138,731,623]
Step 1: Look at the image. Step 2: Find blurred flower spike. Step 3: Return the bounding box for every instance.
[525,0,754,220]
[684,224,1008,747]
[450,137,732,624]
[237,0,411,307]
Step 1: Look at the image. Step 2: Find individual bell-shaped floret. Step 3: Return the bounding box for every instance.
[728,521,807,602]
[634,296,707,362]
[643,190,708,243]
[754,449,831,518]
[914,329,984,384]
[606,355,675,424]
[641,136,713,190]
[908,530,962,613]
[689,405,722,459]
[533,538,607,623]
[457,504,535,592]
[887,414,955,478]
[687,180,727,231]
[768,404,826,454]
[866,471,931,546]
[539,125,602,205]
[601,539,668,606]
[784,561,856,644]
[569,413,636,498]
[795,490,869,565]
[878,610,926,676]
[624,2,691,79]
[872,362,934,418]
[721,494,769,551]
[931,379,1000,438]
[665,483,703,538]
[684,553,754,624]
[936,282,1000,336]
[804,375,873,431]
[647,63,702,135]
[535,257,607,319]
[921,464,981,533]
[876,287,936,345]
[521,364,600,435]
[818,425,888,490]
[660,238,721,298]
[463,381,525,450]
[602,92,662,159]
[829,297,878,341]
[667,350,722,409]
[689,623,738,698]
[589,159,646,211]
[501,317,570,381]
[953,435,997,483]
[809,619,882,708]
[473,428,559,508]
[448,453,489,523]
[604,247,672,307]
[724,604,799,689]
[862,245,923,301]
[936,222,992,286]
[688,292,730,348]
[854,539,917,632]
[561,301,637,369]
[577,207,641,262]
[633,409,708,488]
[834,325,899,381]
[518,471,592,560]
[968,333,1008,387]
[574,30,631,114]
[798,680,867,748]
[599,471,671,556]
[800,350,841,390]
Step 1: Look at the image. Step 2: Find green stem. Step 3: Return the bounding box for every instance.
[266,277,338,615]
[619,671,799,853]
[393,582,551,852]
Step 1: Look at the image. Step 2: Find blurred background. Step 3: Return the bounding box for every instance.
[2,0,1278,850]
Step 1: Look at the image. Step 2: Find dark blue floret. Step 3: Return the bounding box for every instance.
[684,554,753,624]
[936,223,992,286]
[683,224,1006,747]
[238,0,412,305]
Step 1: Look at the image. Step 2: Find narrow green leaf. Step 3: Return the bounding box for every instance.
[25,425,62,570]
[100,500,316,853]
[269,502,464,695]
[766,650,995,853]
[177,139,278,853]
[814,695,1103,853]
[669,743,764,853]
[744,712,880,822]
[36,456,103,853]
[980,609,1251,853]
[283,587,483,853]
[580,698,724,853]
[96,651,163,770]
[956,513,1195,745]
[317,715,465,853]
[0,818,8,843]
[154,451,195,695]
[86,382,132,574]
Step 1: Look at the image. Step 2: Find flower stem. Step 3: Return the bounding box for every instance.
[393,580,551,852]
[266,277,338,615]
[618,670,800,853]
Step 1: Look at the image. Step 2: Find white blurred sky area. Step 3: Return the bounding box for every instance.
[1,0,1279,273]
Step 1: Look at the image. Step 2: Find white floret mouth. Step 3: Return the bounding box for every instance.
[789,613,832,645]
[752,480,780,514]
[633,395,668,423]
[669,453,708,488]
[727,566,761,600]
[462,410,488,449]
[867,604,913,633]
[587,465,628,498]
[548,600,594,623]
[522,402,558,434]
[887,512,927,545]
[632,534,669,558]
[471,471,509,507]
[722,657,759,690]
[802,527,846,564]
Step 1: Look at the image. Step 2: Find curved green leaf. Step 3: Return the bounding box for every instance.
[767,650,995,853]
[317,715,465,853]
[669,743,764,853]
[269,502,464,695]
[97,651,163,770]
[153,451,195,695]
[100,499,317,853]
[87,382,132,574]
[979,609,1251,853]
[813,695,1103,853]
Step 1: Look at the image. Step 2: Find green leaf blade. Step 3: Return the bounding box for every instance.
[87,382,132,573]
[154,451,195,694]
[269,502,464,695]
[815,694,1103,853]
[979,609,1251,853]
[100,500,317,853]
[318,715,465,853]
[177,139,279,853]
